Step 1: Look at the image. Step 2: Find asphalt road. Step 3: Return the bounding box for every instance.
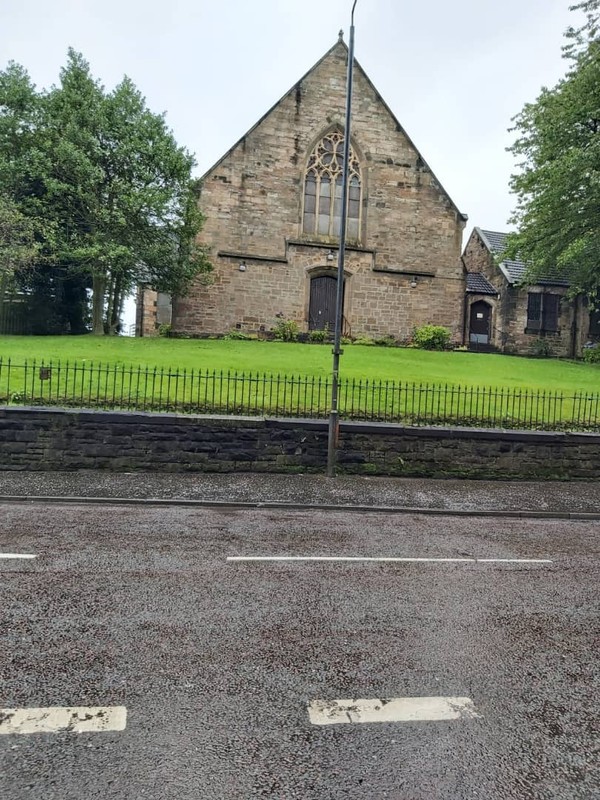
[1,502,599,799]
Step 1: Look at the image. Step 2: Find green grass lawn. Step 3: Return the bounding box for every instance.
[0,334,598,391]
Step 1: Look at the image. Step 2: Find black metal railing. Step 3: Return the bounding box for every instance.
[0,358,598,431]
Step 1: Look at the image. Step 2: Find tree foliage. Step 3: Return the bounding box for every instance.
[0,50,211,334]
[0,195,39,273]
[507,1,600,301]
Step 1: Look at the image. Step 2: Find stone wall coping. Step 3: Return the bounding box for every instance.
[1,407,598,444]
[339,420,600,443]
[0,407,269,427]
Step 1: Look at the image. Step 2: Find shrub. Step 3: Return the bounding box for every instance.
[157,323,172,337]
[308,326,328,343]
[352,336,375,346]
[373,335,396,347]
[412,325,451,351]
[583,344,600,363]
[273,318,299,342]
[341,336,353,346]
[529,337,554,358]
[224,329,251,340]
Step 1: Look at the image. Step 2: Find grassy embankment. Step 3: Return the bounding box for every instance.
[0,336,597,427]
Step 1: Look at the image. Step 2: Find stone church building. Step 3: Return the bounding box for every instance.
[138,35,468,342]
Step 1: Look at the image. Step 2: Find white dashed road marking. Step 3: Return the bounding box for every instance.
[227,556,552,564]
[308,696,480,726]
[0,706,127,734]
[0,553,36,560]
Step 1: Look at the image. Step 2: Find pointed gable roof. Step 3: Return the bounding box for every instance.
[201,37,467,222]
[476,228,570,286]
[466,272,498,295]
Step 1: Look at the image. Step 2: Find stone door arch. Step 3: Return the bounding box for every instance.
[308,274,342,331]
[469,300,492,344]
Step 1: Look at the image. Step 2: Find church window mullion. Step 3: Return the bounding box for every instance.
[302,131,362,242]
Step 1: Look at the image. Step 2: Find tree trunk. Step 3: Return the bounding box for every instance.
[63,277,88,335]
[108,274,122,335]
[105,274,115,334]
[0,272,7,333]
[92,273,106,335]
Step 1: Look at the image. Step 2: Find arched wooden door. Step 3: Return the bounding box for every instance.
[469,300,492,344]
[309,275,341,331]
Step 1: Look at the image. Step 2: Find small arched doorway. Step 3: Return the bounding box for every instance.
[309,274,342,331]
[469,300,492,344]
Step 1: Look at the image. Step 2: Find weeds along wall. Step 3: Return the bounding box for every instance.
[1,408,599,480]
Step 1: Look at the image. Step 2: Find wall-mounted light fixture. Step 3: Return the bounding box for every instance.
[410,277,418,288]
[239,262,247,272]
[327,249,335,262]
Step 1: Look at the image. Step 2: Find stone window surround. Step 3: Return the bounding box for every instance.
[589,307,600,338]
[526,290,561,335]
[301,128,363,243]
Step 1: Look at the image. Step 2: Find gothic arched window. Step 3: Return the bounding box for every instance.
[302,131,362,240]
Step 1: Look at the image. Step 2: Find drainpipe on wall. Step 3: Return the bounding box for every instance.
[571,294,580,359]
[462,295,469,347]
[136,286,144,338]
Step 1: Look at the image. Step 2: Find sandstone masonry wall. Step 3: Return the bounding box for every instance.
[2,408,599,480]
[174,42,466,342]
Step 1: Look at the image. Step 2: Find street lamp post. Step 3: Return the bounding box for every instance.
[326,0,358,477]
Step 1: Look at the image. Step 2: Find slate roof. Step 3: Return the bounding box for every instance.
[477,228,570,286]
[466,272,498,295]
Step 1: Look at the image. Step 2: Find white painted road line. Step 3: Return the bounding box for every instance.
[308,696,481,726]
[0,553,36,560]
[227,556,553,564]
[0,706,127,735]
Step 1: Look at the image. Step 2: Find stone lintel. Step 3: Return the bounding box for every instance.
[218,251,288,264]
[286,239,376,255]
[373,267,436,277]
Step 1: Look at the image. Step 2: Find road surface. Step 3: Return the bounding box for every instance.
[1,502,599,799]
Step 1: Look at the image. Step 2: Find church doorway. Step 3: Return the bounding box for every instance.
[309,274,342,331]
[469,300,492,344]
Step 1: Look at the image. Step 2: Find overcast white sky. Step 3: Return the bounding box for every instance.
[1,0,583,320]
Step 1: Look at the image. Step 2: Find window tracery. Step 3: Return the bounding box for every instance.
[302,131,361,240]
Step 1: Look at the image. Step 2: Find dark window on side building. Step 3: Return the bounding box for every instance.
[527,292,559,333]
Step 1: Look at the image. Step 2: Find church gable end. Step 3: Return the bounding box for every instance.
[173,38,467,342]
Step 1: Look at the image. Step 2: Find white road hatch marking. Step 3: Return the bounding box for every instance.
[308,696,480,726]
[0,706,127,734]
[0,553,36,560]
[227,556,552,564]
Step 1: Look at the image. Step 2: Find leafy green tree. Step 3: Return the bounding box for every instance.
[43,51,211,334]
[0,195,39,273]
[0,50,211,335]
[507,1,600,301]
[0,59,91,334]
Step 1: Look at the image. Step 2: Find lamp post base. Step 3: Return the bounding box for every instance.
[326,409,340,477]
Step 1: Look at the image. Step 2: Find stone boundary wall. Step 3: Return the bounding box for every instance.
[0,407,600,480]
[0,408,599,480]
